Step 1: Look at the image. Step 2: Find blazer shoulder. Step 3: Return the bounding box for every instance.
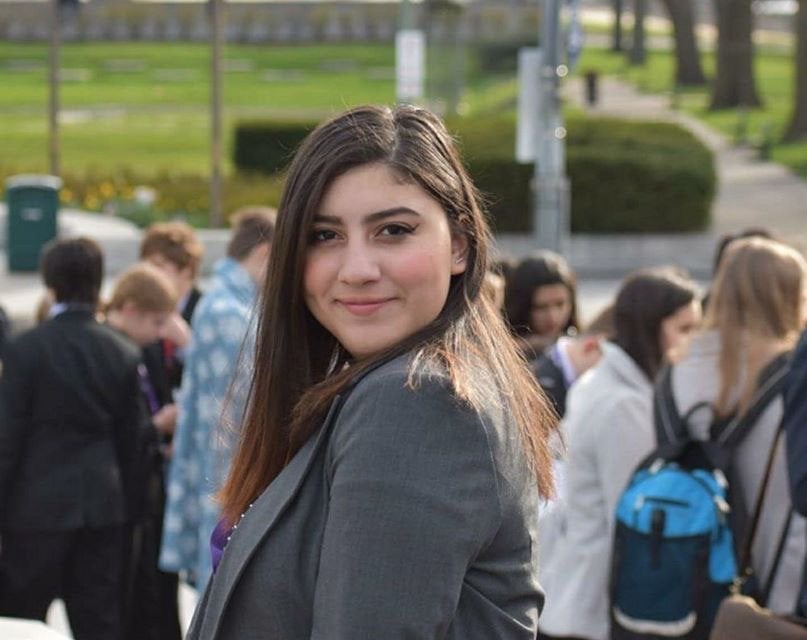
[334,354,502,493]
[345,353,460,418]
[93,323,142,362]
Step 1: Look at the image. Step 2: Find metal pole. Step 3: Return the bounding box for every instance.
[48,0,60,177]
[209,0,224,228]
[533,0,569,253]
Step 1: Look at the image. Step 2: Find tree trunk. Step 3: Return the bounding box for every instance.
[613,0,624,51]
[710,0,762,109]
[785,0,807,140]
[629,0,647,65]
[659,0,706,85]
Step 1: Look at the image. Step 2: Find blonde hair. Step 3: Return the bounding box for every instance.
[107,263,178,314]
[705,237,806,415]
[140,222,204,277]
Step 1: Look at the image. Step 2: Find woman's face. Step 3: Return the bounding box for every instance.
[529,283,572,340]
[303,163,467,360]
[660,299,702,362]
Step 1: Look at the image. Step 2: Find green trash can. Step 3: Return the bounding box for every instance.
[5,174,61,272]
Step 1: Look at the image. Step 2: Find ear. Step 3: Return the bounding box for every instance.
[450,232,469,276]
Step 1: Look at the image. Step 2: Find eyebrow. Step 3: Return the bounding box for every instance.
[313,207,421,225]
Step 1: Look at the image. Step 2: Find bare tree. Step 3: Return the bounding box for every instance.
[209,0,224,227]
[629,0,647,65]
[785,0,807,140]
[613,0,624,51]
[49,0,60,176]
[710,0,761,109]
[659,0,706,85]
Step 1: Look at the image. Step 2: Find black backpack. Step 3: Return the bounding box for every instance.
[609,353,790,640]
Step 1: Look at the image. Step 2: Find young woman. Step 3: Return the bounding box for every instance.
[670,238,807,616]
[538,267,701,640]
[504,251,579,358]
[186,105,558,639]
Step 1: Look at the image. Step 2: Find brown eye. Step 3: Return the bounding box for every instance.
[379,224,415,237]
[310,229,337,244]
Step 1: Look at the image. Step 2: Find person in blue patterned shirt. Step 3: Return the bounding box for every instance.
[159,208,275,592]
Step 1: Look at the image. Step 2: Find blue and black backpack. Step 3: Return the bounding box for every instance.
[610,354,790,640]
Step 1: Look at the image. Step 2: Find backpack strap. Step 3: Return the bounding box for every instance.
[713,352,791,448]
[761,509,795,606]
[654,365,713,447]
[654,366,685,446]
[734,424,786,594]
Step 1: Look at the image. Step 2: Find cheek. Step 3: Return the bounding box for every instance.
[302,255,328,307]
[662,322,683,352]
[397,248,453,304]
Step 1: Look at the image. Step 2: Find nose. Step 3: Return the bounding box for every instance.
[548,306,565,330]
[337,240,381,285]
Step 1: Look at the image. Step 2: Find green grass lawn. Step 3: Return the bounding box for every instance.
[0,41,519,177]
[0,42,403,175]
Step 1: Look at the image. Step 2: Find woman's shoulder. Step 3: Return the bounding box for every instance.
[335,351,529,491]
[345,351,507,424]
[343,352,467,424]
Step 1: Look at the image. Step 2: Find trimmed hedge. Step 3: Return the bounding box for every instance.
[232,113,716,234]
[448,114,715,233]
[233,120,315,175]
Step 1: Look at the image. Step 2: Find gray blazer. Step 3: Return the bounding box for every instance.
[187,354,543,639]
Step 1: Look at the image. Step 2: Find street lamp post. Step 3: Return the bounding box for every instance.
[533,0,570,253]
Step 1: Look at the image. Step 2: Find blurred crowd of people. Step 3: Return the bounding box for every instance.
[0,210,274,639]
[0,217,806,640]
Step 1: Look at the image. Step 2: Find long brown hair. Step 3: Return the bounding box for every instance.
[612,267,699,380]
[704,237,805,416]
[504,250,579,337]
[219,105,557,524]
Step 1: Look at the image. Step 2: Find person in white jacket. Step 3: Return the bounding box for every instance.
[538,267,701,640]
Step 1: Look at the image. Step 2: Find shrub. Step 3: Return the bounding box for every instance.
[447,114,715,233]
[227,113,715,234]
[233,120,315,175]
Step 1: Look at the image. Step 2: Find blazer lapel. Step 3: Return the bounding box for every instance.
[193,394,344,640]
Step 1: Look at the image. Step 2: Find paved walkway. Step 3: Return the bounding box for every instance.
[564,76,807,249]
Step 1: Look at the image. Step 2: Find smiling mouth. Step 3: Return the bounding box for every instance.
[337,298,394,316]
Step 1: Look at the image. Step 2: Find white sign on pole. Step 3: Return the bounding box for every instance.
[396,29,425,102]
[516,47,540,163]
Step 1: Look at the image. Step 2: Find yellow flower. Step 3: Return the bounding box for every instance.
[99,182,115,199]
[60,189,73,204]
[84,196,100,210]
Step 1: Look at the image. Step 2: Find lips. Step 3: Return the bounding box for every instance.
[337,298,395,316]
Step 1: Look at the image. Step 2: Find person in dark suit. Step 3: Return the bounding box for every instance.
[783,329,807,617]
[188,105,559,639]
[0,237,147,640]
